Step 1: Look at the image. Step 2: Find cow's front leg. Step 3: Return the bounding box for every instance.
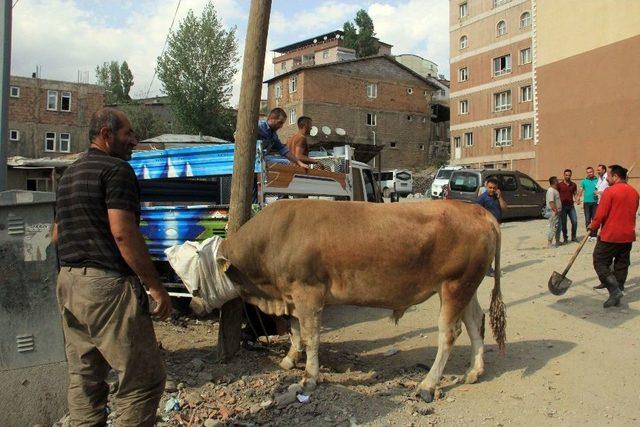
[280,317,302,370]
[297,307,322,394]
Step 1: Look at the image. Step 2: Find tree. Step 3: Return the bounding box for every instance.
[343,9,378,58]
[118,104,169,141]
[96,60,133,104]
[156,2,239,140]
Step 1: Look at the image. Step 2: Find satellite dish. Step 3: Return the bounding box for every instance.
[335,127,346,136]
[310,126,318,136]
[323,36,328,40]
[336,34,341,39]
[313,38,317,43]
[321,126,332,135]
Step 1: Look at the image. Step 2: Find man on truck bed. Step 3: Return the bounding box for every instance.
[287,116,324,169]
[258,108,309,168]
[53,108,171,426]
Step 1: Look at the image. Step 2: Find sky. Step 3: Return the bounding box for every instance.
[10,0,450,106]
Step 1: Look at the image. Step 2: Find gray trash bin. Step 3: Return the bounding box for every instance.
[0,190,67,426]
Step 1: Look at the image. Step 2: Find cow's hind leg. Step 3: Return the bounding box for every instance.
[417,289,466,403]
[462,292,485,384]
[297,307,322,393]
[280,317,302,370]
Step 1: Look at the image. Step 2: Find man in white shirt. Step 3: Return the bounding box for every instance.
[546,176,562,247]
[596,164,609,203]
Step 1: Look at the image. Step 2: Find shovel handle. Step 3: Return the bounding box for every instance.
[560,234,590,277]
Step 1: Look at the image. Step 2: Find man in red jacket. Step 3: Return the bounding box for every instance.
[588,165,639,308]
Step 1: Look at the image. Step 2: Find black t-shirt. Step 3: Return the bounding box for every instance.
[56,148,140,274]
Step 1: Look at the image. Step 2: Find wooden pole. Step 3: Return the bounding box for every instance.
[218,0,272,362]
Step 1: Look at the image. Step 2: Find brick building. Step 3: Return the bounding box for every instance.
[6,75,104,191]
[265,55,440,170]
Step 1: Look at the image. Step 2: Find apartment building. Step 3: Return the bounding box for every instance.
[265,55,439,170]
[449,0,535,174]
[272,30,392,77]
[450,0,640,188]
[7,75,104,191]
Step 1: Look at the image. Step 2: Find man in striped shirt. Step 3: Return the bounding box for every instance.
[53,108,171,426]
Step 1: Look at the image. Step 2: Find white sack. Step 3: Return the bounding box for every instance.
[165,236,239,312]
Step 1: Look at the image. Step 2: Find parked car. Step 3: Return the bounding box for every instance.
[430,165,463,199]
[375,169,413,198]
[444,169,546,219]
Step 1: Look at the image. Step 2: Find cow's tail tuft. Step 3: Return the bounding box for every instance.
[489,219,506,353]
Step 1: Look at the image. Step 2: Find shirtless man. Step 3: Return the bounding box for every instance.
[286,116,323,168]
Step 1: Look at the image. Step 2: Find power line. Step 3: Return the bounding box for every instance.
[145,0,182,98]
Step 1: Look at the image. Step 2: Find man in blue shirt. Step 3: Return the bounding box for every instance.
[476,178,507,276]
[258,108,309,168]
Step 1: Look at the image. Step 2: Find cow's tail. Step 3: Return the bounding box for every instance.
[489,219,506,353]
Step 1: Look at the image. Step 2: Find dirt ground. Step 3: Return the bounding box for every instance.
[147,206,640,427]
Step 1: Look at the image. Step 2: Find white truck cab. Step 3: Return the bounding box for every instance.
[431,165,463,199]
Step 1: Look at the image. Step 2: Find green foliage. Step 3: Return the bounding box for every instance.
[96,60,133,104]
[342,9,378,58]
[156,1,239,140]
[118,104,169,142]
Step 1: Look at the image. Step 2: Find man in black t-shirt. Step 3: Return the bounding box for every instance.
[53,108,171,426]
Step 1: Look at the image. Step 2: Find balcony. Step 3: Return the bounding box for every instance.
[292,58,315,70]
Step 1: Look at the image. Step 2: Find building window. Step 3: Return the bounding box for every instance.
[464,132,473,147]
[366,113,377,126]
[288,75,297,93]
[493,54,511,76]
[390,142,397,149]
[26,178,52,192]
[495,126,512,146]
[406,114,413,122]
[366,82,377,98]
[289,108,297,125]
[494,90,512,111]
[493,0,511,7]
[59,133,71,152]
[281,62,287,71]
[61,91,71,112]
[520,48,532,64]
[521,11,531,28]
[418,144,425,150]
[407,87,413,95]
[454,136,461,148]
[521,123,533,139]
[458,67,468,82]
[10,86,19,97]
[521,85,532,102]
[47,90,58,110]
[322,50,330,59]
[459,99,469,115]
[459,35,468,49]
[275,82,282,99]
[9,129,19,141]
[459,2,468,18]
[496,20,507,37]
[440,89,446,96]
[45,132,56,151]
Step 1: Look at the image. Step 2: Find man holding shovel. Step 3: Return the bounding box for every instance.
[588,165,639,308]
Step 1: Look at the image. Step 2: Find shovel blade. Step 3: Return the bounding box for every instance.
[548,271,572,295]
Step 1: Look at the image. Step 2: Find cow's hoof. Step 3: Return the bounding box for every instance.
[279,356,296,370]
[464,370,481,384]
[300,377,317,394]
[417,388,434,403]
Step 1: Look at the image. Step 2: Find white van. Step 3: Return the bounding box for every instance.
[430,165,463,199]
[375,169,413,198]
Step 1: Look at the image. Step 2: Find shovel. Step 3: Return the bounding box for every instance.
[548,234,590,295]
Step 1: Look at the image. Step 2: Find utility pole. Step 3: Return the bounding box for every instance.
[218,0,272,361]
[0,0,12,191]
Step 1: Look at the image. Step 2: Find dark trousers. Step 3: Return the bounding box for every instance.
[584,202,598,237]
[560,205,578,240]
[593,240,632,290]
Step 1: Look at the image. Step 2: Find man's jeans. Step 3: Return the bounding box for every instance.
[583,202,598,237]
[560,205,578,241]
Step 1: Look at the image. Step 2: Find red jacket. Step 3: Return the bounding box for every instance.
[589,182,639,243]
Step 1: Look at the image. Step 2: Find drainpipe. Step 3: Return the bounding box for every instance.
[371,130,376,169]
[0,0,12,191]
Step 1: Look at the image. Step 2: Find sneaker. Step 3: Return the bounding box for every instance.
[571,238,579,243]
[588,237,597,242]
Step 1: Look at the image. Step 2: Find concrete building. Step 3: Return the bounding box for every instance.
[449,0,640,188]
[271,30,393,77]
[265,55,440,170]
[449,0,535,173]
[6,75,104,191]
[395,54,440,78]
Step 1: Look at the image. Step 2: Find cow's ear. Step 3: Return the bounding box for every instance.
[216,255,232,274]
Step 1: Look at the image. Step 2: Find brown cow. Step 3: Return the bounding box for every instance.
[215,199,505,402]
